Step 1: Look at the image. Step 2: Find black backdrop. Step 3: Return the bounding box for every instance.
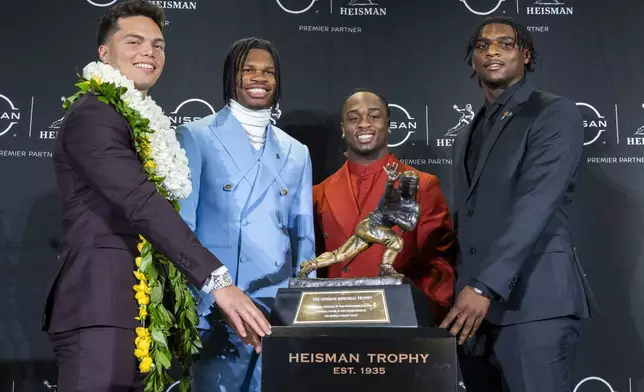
[1,1,643,391]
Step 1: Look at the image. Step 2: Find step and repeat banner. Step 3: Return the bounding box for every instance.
[1,0,643,391]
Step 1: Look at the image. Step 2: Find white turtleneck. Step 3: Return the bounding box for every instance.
[228,99,272,150]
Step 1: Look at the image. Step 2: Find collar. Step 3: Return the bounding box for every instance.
[227,99,272,131]
[484,78,526,120]
[347,153,392,176]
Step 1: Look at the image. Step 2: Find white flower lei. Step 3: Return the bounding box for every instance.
[82,61,192,200]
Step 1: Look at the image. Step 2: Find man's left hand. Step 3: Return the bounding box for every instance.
[439,286,490,344]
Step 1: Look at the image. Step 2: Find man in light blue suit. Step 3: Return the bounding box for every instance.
[176,38,315,391]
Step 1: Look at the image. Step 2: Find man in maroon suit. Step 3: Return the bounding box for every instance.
[311,89,457,322]
[41,1,271,390]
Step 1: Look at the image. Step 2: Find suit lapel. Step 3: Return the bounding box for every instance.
[249,124,291,208]
[324,163,360,239]
[466,85,535,202]
[209,107,257,177]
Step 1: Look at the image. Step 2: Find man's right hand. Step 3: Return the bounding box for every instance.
[211,285,272,342]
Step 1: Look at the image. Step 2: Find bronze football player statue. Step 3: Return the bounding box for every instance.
[297,163,420,279]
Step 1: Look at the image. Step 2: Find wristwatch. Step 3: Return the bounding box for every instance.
[211,271,234,291]
[471,286,490,299]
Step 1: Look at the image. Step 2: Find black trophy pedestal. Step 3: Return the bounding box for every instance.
[261,327,457,391]
[262,278,458,391]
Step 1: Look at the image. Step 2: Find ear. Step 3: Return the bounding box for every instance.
[523,49,531,65]
[98,45,109,64]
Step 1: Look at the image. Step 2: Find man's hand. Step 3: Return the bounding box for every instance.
[211,285,272,349]
[439,286,490,344]
[223,314,263,354]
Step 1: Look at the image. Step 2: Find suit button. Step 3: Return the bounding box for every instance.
[323,233,328,239]
[242,220,248,226]
[276,223,283,229]
[343,266,350,272]
[467,210,473,217]
[275,260,282,266]
[281,189,288,196]
[469,247,476,254]
[223,184,232,191]
[240,256,248,263]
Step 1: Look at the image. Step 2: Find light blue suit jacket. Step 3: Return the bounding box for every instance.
[176,106,315,329]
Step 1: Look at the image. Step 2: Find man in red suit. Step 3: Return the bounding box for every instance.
[311,89,457,321]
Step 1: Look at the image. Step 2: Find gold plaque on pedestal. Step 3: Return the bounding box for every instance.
[293,290,390,324]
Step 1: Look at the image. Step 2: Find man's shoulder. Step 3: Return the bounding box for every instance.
[61,94,129,133]
[318,163,348,187]
[531,90,579,115]
[67,94,124,122]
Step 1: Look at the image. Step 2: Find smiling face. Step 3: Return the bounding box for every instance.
[471,23,530,90]
[234,48,277,110]
[98,16,165,95]
[341,91,389,160]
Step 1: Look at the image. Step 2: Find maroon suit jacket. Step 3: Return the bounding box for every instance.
[42,95,223,333]
[314,155,457,322]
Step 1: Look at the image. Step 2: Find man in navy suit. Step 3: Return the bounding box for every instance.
[441,16,598,392]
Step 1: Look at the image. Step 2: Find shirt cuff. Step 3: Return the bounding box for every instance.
[200,266,229,293]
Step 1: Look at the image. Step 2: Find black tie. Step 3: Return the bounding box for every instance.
[466,103,499,182]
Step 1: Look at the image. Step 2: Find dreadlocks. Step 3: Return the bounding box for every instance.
[222,37,282,109]
[465,16,538,78]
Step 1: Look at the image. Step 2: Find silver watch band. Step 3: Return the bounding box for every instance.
[210,271,233,291]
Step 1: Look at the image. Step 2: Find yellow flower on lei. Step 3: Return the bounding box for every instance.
[134,270,146,281]
[139,356,153,373]
[134,281,151,306]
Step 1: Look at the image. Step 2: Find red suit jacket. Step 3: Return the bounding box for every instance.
[313,155,456,321]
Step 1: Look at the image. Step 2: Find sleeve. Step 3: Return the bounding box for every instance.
[474,99,584,301]
[175,125,201,232]
[61,98,223,287]
[414,175,458,313]
[469,279,495,299]
[416,175,457,311]
[288,145,316,277]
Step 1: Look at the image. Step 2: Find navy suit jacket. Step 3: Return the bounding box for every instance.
[451,83,599,325]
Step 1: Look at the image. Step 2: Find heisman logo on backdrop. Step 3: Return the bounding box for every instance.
[626,103,644,146]
[525,0,574,15]
[459,0,507,16]
[0,93,20,137]
[387,104,417,148]
[86,0,198,10]
[434,104,475,147]
[340,0,387,16]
